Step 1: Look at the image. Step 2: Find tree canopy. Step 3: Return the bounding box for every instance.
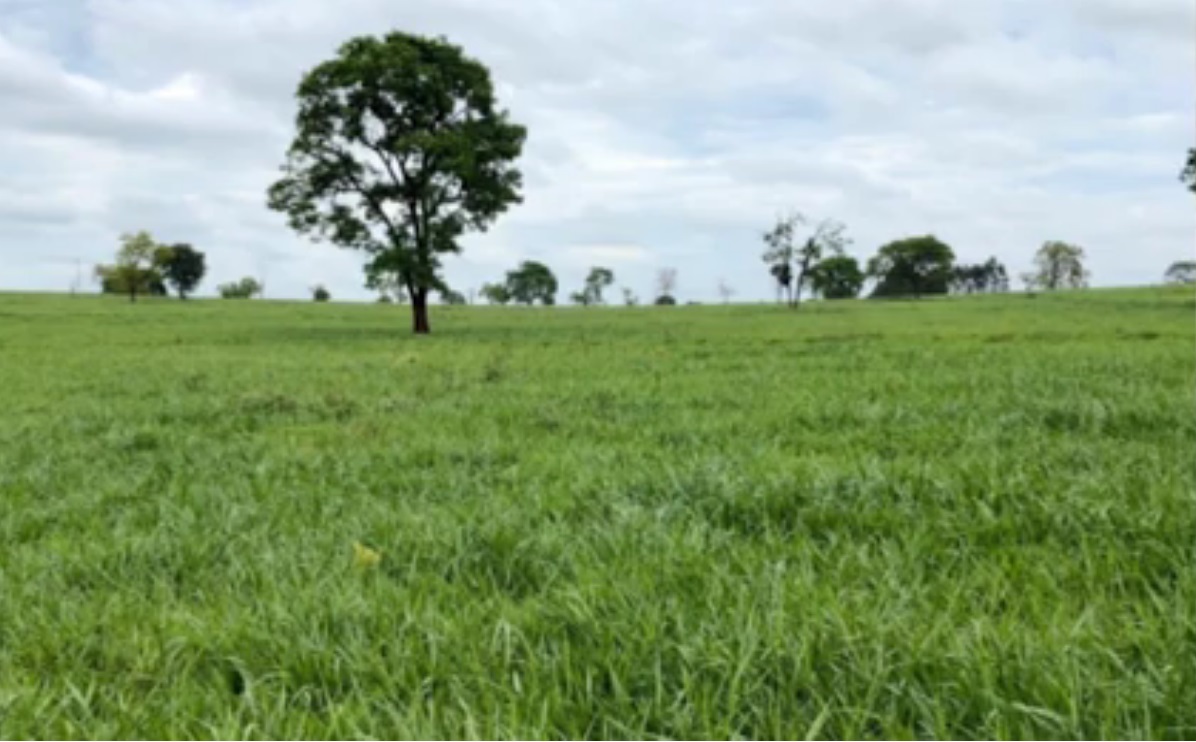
[580,267,615,306]
[809,254,864,299]
[267,31,526,333]
[94,231,162,302]
[867,235,955,298]
[505,261,557,305]
[950,258,1008,294]
[480,282,511,305]
[1163,260,1196,285]
[1023,241,1088,291]
[153,243,206,299]
[218,277,263,299]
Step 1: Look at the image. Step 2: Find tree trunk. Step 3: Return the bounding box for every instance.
[411,289,430,334]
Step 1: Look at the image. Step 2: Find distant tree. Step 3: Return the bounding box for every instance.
[218,277,263,299]
[505,261,557,305]
[867,235,955,298]
[717,279,735,304]
[1181,148,1196,193]
[94,231,161,302]
[809,254,865,299]
[266,31,526,335]
[578,266,615,306]
[312,285,331,302]
[480,282,512,305]
[656,268,677,303]
[654,294,677,306]
[378,294,393,304]
[1163,260,1196,285]
[762,213,850,308]
[153,243,206,299]
[949,257,1009,294]
[1023,241,1088,291]
[621,287,639,306]
[440,289,466,305]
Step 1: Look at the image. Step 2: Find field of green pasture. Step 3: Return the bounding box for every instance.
[0,288,1193,739]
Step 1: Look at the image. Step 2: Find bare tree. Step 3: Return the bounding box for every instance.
[656,268,678,300]
[717,279,735,304]
[762,212,850,309]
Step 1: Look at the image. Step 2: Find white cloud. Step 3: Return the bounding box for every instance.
[0,0,1191,300]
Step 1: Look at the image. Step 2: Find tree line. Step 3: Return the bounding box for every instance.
[93,31,1194,330]
[753,214,1101,307]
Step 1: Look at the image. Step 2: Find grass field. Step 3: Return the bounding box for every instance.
[1,287,1193,739]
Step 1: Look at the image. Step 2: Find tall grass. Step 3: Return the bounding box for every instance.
[0,288,1193,738]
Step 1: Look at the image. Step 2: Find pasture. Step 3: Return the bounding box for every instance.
[0,288,1193,738]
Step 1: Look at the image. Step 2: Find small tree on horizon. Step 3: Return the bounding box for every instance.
[1023,241,1088,291]
[218,277,263,299]
[867,235,955,298]
[153,243,206,299]
[505,261,558,305]
[1164,260,1196,284]
[480,282,511,305]
[655,268,677,304]
[580,267,615,306]
[809,255,865,299]
[94,231,160,303]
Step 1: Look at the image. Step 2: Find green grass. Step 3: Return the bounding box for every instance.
[1,288,1193,739]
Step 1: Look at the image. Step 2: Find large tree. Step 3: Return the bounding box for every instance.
[267,32,526,334]
[762,213,849,309]
[153,243,206,299]
[505,261,557,305]
[1023,241,1088,291]
[867,235,955,298]
[94,231,161,303]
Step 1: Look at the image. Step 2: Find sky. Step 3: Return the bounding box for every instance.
[0,0,1192,302]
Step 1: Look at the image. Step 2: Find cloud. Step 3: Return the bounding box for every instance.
[0,0,1191,301]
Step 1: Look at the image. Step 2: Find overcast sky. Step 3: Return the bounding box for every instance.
[0,0,1192,301]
